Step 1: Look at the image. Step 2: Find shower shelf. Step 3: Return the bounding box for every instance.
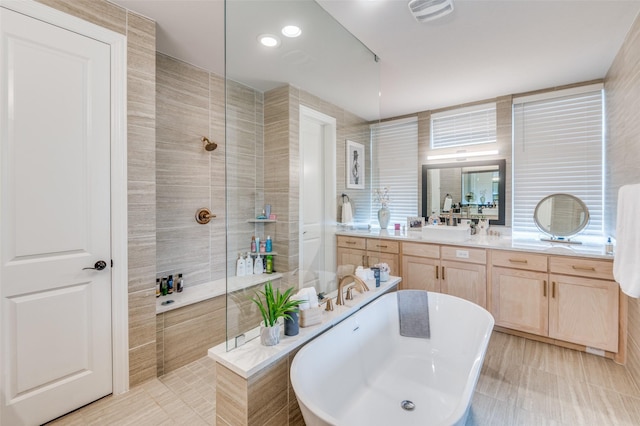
[247,219,276,223]
[249,252,277,256]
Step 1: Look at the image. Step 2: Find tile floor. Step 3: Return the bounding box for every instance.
[49,331,640,425]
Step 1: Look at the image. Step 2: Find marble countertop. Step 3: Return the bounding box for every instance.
[336,228,614,259]
[208,277,400,378]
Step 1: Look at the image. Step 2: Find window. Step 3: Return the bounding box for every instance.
[370,117,419,226]
[512,84,604,241]
[431,103,496,149]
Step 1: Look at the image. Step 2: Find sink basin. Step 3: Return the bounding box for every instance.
[422,225,470,242]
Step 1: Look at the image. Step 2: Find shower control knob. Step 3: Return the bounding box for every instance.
[83,260,107,271]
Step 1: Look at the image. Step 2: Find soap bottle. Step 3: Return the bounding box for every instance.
[266,255,273,274]
[606,237,614,255]
[177,273,184,292]
[255,237,260,254]
[236,253,245,277]
[254,254,263,275]
[245,253,253,275]
[156,278,160,298]
[167,274,174,294]
[161,277,168,296]
[250,236,256,253]
[266,235,272,252]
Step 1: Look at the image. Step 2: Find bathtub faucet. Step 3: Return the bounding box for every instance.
[336,274,369,305]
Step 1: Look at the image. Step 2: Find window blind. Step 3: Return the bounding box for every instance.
[370,117,419,226]
[431,103,496,149]
[512,86,604,241]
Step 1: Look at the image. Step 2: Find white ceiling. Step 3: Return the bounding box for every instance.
[112,0,640,120]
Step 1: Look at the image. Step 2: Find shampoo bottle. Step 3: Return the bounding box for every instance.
[245,253,253,275]
[266,255,273,274]
[254,255,263,275]
[236,253,245,277]
[266,235,272,252]
[250,236,256,253]
[167,274,174,294]
[177,273,184,293]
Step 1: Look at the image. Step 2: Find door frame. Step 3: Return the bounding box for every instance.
[299,105,336,290]
[0,0,129,394]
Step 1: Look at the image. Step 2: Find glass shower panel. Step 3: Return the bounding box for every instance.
[224,0,381,350]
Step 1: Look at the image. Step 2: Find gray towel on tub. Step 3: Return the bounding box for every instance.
[397,290,430,339]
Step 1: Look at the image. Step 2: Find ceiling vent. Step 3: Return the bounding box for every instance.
[408,0,454,23]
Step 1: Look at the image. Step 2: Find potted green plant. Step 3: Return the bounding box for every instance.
[251,282,301,346]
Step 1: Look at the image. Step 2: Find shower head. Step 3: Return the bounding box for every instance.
[201,136,218,151]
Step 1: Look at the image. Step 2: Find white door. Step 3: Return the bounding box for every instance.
[300,107,336,295]
[1,7,113,425]
[301,119,325,289]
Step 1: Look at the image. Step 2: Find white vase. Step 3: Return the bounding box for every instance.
[378,206,390,229]
[260,323,281,346]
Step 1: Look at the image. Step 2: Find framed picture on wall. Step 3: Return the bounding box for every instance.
[346,140,365,189]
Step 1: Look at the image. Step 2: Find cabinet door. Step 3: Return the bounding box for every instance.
[401,255,440,292]
[549,274,619,352]
[491,267,549,336]
[336,247,366,269]
[367,252,399,276]
[441,260,487,308]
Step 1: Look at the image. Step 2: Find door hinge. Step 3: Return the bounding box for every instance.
[111,259,114,268]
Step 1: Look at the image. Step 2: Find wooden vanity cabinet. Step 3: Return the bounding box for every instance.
[490,250,549,335]
[401,243,487,308]
[336,235,400,276]
[401,242,440,292]
[548,257,619,352]
[490,251,619,353]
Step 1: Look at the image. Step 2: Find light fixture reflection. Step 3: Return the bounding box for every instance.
[258,34,281,47]
[281,25,302,38]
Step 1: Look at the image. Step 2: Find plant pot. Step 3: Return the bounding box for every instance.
[260,323,281,346]
[284,311,299,336]
[378,206,390,229]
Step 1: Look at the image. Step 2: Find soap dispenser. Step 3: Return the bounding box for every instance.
[236,253,245,277]
[245,253,253,275]
[254,254,263,275]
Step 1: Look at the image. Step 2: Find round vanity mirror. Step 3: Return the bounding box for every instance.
[533,193,589,243]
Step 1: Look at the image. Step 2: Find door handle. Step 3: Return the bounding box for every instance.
[83,260,107,271]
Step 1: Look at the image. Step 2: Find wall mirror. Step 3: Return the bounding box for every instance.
[533,193,589,244]
[421,159,506,225]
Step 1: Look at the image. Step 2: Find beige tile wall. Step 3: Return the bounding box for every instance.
[35,0,159,387]
[604,11,640,386]
[215,349,304,426]
[263,85,370,279]
[156,296,225,376]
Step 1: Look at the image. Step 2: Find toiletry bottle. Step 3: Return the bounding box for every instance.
[245,253,253,275]
[236,253,246,277]
[167,274,174,294]
[156,278,160,298]
[255,237,260,254]
[606,237,614,255]
[161,277,168,296]
[177,273,184,292]
[266,255,273,274]
[254,254,263,275]
[260,241,266,253]
[266,235,272,252]
[250,236,256,253]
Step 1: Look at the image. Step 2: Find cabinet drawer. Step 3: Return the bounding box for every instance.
[402,242,440,259]
[491,250,548,272]
[366,239,399,254]
[337,235,366,250]
[549,257,614,281]
[441,246,486,264]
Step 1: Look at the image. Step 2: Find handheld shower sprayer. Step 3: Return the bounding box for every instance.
[201,136,218,151]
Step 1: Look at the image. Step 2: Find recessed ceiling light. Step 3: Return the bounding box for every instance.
[281,25,302,38]
[258,34,280,47]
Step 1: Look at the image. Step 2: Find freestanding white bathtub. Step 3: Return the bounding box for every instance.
[290,291,494,426]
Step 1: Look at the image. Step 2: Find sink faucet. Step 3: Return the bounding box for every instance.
[336,274,369,305]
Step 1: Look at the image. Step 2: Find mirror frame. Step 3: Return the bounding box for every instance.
[533,193,590,239]
[421,159,506,225]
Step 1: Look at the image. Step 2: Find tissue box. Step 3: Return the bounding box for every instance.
[299,308,322,327]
